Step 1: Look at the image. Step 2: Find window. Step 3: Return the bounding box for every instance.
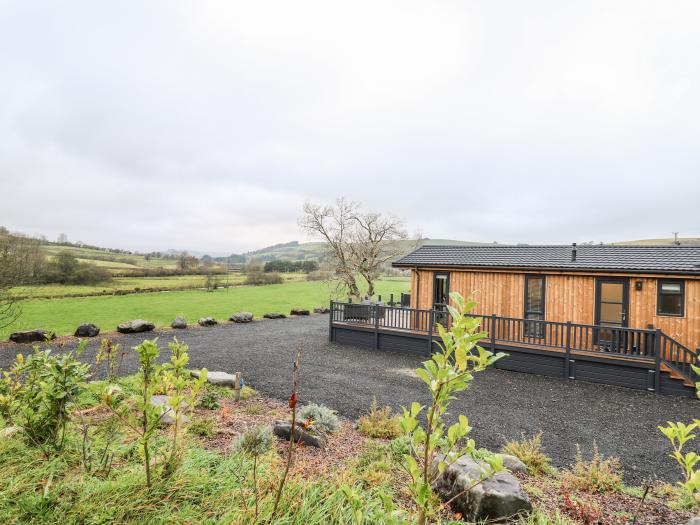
[524,275,545,338]
[657,279,684,316]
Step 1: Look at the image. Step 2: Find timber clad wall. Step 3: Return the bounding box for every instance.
[411,269,700,351]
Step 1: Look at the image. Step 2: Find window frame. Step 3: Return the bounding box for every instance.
[656,279,685,317]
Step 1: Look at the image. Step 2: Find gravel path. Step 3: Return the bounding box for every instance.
[2,315,698,484]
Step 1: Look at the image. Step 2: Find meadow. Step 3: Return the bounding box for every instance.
[9,273,307,299]
[2,278,410,339]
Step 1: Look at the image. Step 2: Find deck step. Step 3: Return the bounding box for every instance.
[660,363,696,387]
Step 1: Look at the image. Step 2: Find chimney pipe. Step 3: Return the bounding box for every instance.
[571,243,577,262]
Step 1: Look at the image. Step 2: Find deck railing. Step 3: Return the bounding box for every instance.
[330,301,699,383]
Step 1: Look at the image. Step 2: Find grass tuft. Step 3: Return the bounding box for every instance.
[501,432,553,476]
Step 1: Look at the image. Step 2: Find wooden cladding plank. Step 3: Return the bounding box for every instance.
[412,269,700,353]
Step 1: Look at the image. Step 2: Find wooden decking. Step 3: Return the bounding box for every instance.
[329,302,699,396]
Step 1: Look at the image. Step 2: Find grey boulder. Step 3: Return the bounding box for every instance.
[9,329,55,344]
[314,307,331,314]
[263,312,286,319]
[117,319,155,334]
[150,395,190,426]
[500,454,528,474]
[171,316,187,329]
[190,370,238,387]
[198,317,217,327]
[273,421,327,449]
[74,323,100,338]
[432,454,532,522]
[687,519,700,525]
[229,312,253,323]
[290,308,310,316]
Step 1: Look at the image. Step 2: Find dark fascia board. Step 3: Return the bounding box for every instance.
[391,262,700,277]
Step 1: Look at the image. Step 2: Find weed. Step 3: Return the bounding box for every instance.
[562,443,622,493]
[502,432,553,476]
[188,416,217,438]
[357,398,401,439]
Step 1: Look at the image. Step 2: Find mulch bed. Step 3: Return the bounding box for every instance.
[518,472,694,525]
[197,395,367,478]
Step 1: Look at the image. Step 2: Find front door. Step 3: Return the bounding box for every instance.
[595,278,629,350]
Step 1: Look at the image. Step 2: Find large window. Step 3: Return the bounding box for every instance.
[657,279,684,317]
[524,275,545,338]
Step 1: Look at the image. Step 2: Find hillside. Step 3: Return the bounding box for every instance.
[613,237,700,246]
[214,238,484,264]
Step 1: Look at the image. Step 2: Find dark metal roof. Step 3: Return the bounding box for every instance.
[393,245,700,275]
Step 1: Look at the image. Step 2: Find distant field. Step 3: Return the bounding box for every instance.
[613,237,700,246]
[9,273,308,299]
[43,245,190,273]
[0,278,410,339]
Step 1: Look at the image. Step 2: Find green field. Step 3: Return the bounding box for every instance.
[1,278,410,339]
[9,273,309,299]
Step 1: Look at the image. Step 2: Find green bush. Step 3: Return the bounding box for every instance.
[0,343,90,451]
[501,432,553,476]
[188,416,217,438]
[244,271,283,285]
[357,398,401,439]
[198,388,220,410]
[298,403,340,433]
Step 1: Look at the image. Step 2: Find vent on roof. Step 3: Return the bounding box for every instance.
[571,243,577,262]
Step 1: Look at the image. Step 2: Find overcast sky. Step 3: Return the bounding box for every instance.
[1,1,699,254]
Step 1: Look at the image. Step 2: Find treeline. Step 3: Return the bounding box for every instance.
[263,260,318,273]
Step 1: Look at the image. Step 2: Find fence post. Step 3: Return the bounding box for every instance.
[428,309,435,355]
[390,293,394,307]
[328,300,333,343]
[374,305,380,350]
[654,329,662,394]
[490,314,496,355]
[565,321,572,379]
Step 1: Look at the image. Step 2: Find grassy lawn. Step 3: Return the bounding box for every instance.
[2,278,409,339]
[9,273,309,299]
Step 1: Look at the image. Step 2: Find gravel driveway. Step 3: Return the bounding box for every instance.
[2,315,697,484]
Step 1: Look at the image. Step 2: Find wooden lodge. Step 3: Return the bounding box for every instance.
[329,244,700,397]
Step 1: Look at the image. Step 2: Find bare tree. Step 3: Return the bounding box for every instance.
[0,234,44,329]
[349,211,407,297]
[299,198,361,298]
[300,198,409,299]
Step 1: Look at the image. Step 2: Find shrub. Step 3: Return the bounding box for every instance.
[357,398,401,439]
[0,343,90,453]
[299,403,340,433]
[232,425,274,456]
[244,271,283,285]
[502,432,553,476]
[562,443,622,493]
[198,388,221,410]
[306,270,334,281]
[188,416,217,438]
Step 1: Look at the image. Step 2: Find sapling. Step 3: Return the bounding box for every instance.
[399,292,504,525]
[95,338,121,381]
[658,365,700,506]
[232,425,273,520]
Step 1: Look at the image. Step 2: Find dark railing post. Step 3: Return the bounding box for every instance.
[374,305,380,350]
[328,300,333,342]
[490,314,496,354]
[654,329,662,394]
[428,309,435,355]
[565,321,572,379]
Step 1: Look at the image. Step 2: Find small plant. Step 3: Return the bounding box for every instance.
[561,490,603,525]
[299,402,339,433]
[562,443,622,493]
[502,432,553,476]
[188,416,217,438]
[357,398,401,439]
[658,365,700,507]
[96,338,121,381]
[232,424,275,518]
[198,388,220,410]
[0,342,90,454]
[399,292,504,525]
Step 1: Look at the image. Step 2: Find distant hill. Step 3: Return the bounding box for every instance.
[213,238,484,264]
[613,237,700,246]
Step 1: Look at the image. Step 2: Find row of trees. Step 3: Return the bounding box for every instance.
[300,198,410,298]
[262,260,318,273]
